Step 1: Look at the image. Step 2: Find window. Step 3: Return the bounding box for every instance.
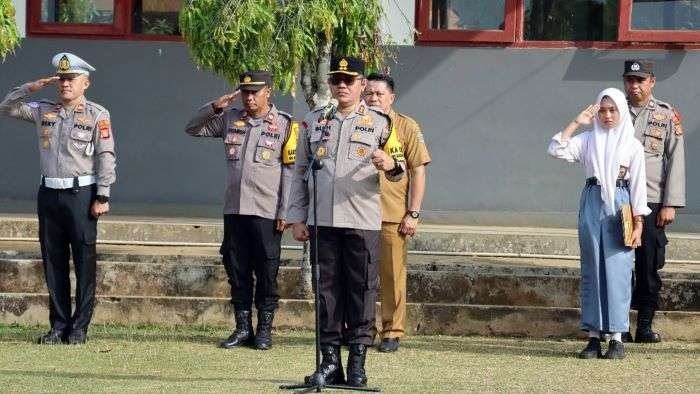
[416,0,518,43]
[416,0,700,46]
[28,0,182,39]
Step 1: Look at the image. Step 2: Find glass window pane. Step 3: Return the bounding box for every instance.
[430,0,506,30]
[41,0,114,24]
[524,0,618,41]
[132,0,181,35]
[631,0,700,30]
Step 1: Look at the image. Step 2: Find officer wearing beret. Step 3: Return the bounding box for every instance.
[185,71,297,350]
[0,53,116,345]
[287,56,405,387]
[622,59,686,343]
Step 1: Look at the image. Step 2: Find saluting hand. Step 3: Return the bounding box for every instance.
[28,76,60,92]
[212,90,241,110]
[574,104,600,126]
[371,149,395,171]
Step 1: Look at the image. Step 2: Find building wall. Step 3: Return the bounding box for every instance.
[11,0,26,37]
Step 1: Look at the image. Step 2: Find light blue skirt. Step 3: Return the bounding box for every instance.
[578,184,634,333]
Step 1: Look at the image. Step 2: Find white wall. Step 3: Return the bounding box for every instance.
[381,0,415,45]
[12,0,26,37]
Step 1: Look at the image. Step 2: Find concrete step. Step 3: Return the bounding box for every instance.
[2,215,700,261]
[1,254,697,311]
[1,293,697,341]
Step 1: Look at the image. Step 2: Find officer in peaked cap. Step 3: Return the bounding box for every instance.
[0,52,116,345]
[622,59,686,343]
[287,56,406,388]
[185,70,297,351]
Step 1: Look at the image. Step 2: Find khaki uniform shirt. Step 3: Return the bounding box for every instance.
[287,101,406,231]
[380,110,432,223]
[185,103,295,219]
[0,83,116,196]
[629,96,686,207]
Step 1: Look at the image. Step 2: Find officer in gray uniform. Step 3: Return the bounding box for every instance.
[288,56,405,388]
[0,53,116,345]
[185,71,296,350]
[623,59,686,343]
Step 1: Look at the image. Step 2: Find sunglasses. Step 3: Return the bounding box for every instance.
[330,74,360,86]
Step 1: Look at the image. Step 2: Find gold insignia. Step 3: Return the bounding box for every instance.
[352,132,361,141]
[361,115,373,126]
[243,76,252,83]
[77,116,90,124]
[261,150,271,161]
[357,105,366,114]
[356,146,367,158]
[228,146,236,156]
[234,120,246,127]
[651,142,661,152]
[649,128,662,138]
[41,138,51,149]
[42,128,51,136]
[316,146,327,157]
[58,55,70,72]
[43,112,57,120]
[339,58,348,71]
[652,113,667,121]
[675,124,684,136]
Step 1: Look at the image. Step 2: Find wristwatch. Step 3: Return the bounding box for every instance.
[96,195,109,203]
[408,210,420,219]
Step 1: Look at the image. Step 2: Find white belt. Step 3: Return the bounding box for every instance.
[41,175,96,189]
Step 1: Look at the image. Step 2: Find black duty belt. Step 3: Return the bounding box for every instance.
[586,177,629,188]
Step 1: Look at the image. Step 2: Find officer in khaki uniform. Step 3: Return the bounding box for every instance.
[364,73,431,353]
[185,71,297,350]
[622,59,686,343]
[288,57,405,387]
[0,53,116,345]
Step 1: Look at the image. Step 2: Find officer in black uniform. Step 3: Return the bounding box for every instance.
[185,71,297,350]
[0,53,116,345]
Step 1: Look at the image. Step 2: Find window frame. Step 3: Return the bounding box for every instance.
[27,0,183,41]
[415,0,519,43]
[416,0,700,47]
[618,0,700,43]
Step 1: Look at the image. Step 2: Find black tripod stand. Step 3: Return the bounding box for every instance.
[280,156,380,393]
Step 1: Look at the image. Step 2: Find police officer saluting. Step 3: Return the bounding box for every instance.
[622,59,686,343]
[0,53,116,344]
[185,71,297,350]
[287,56,405,387]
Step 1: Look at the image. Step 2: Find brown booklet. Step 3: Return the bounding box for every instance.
[621,204,634,247]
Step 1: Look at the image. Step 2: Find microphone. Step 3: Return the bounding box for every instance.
[304,99,337,181]
[321,98,338,121]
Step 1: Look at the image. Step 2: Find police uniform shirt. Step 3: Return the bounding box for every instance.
[185,103,296,219]
[380,110,432,223]
[629,96,686,207]
[287,101,405,231]
[0,83,116,197]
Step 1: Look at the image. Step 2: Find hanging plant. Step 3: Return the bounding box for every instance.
[0,0,21,62]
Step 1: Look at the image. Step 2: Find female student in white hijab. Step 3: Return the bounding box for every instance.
[547,87,651,359]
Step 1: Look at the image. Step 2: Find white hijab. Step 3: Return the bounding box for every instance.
[587,88,636,215]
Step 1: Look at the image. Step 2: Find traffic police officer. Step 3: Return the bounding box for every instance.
[185,71,297,350]
[288,56,405,387]
[622,59,686,343]
[0,53,116,345]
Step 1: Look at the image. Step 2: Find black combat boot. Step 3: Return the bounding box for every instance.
[635,308,662,343]
[67,328,88,345]
[254,310,274,350]
[604,340,626,359]
[620,332,634,343]
[305,345,345,386]
[346,344,369,387]
[37,329,66,345]
[578,337,602,359]
[219,310,254,349]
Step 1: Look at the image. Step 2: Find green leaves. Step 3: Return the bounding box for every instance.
[180,0,387,98]
[0,0,21,62]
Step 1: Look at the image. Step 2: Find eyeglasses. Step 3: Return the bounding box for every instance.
[330,74,359,86]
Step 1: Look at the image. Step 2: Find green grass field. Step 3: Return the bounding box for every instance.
[0,324,698,393]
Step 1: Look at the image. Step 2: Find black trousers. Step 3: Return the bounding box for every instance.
[633,202,667,311]
[311,226,379,346]
[37,184,97,334]
[220,214,282,312]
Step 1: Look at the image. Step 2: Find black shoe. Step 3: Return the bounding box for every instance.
[67,329,87,345]
[219,310,254,349]
[578,338,602,359]
[346,344,368,387]
[254,310,274,350]
[304,345,345,386]
[37,329,66,345]
[621,332,634,343]
[604,340,625,359]
[377,337,400,353]
[635,329,662,343]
